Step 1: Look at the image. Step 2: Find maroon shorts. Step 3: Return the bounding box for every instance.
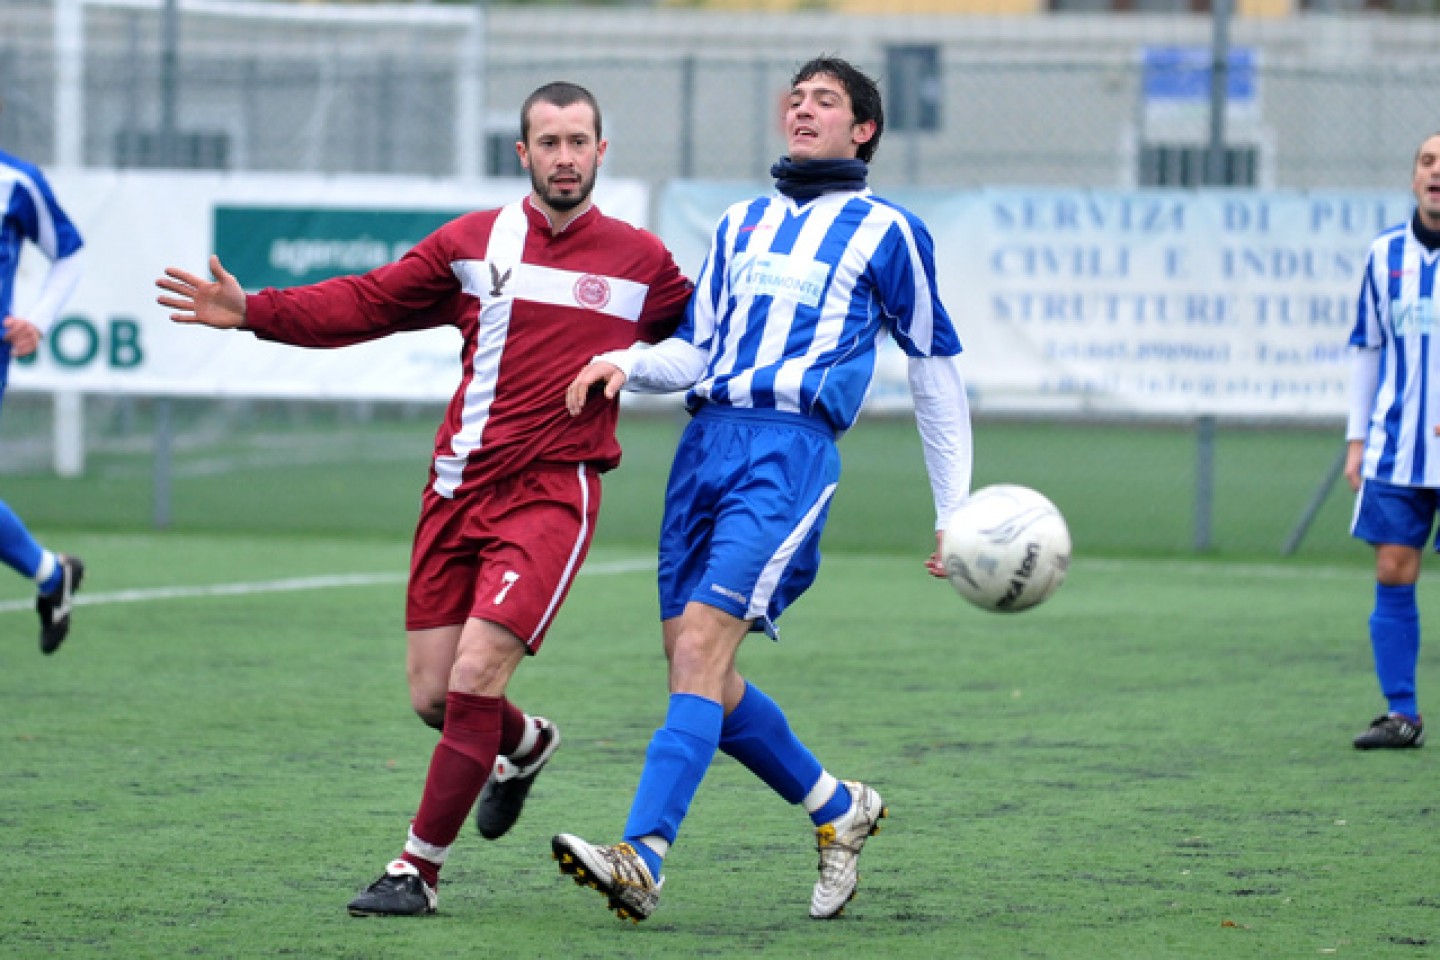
[406,462,601,652]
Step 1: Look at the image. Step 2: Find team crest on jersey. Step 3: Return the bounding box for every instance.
[574,274,611,310]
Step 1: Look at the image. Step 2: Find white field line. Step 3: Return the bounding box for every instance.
[0,555,1362,617]
[0,557,656,615]
[1078,558,1362,581]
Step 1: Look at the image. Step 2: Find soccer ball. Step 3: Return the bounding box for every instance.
[941,484,1071,613]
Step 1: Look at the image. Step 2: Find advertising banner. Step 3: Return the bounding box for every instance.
[11,170,649,400]
[11,171,1414,417]
[661,183,1414,416]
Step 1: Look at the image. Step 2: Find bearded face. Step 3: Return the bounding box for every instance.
[519,101,606,223]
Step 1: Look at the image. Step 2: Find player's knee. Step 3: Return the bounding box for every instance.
[1375,546,1422,585]
[411,692,446,730]
[667,629,730,688]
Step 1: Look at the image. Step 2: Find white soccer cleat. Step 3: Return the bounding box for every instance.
[810,780,887,919]
[552,834,663,923]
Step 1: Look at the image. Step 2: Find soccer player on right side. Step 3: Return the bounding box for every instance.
[1344,130,1440,750]
[555,55,973,922]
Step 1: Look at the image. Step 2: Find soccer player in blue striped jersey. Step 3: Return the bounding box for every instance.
[0,130,87,655]
[556,56,972,921]
[1344,130,1440,750]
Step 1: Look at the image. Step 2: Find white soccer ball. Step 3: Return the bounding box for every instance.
[941,484,1071,614]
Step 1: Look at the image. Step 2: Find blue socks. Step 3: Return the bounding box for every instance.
[1370,582,1421,720]
[622,685,851,881]
[719,681,849,825]
[623,693,723,880]
[0,500,58,592]
[719,681,822,805]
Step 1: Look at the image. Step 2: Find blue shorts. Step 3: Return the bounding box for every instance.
[657,406,840,638]
[1352,477,1440,550]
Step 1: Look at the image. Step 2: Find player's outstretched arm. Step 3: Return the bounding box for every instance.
[566,361,626,417]
[156,254,246,329]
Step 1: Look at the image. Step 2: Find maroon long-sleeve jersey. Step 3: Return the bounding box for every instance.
[245,198,692,496]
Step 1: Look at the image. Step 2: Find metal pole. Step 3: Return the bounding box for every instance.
[161,0,179,165]
[152,398,173,530]
[1206,0,1232,186]
[754,59,769,179]
[54,0,83,168]
[1194,415,1215,552]
[53,391,84,477]
[1282,445,1348,556]
[456,0,486,179]
[679,56,695,179]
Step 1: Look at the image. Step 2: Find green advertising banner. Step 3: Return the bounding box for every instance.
[215,207,465,288]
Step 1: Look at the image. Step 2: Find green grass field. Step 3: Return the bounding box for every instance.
[2,408,1425,957]
[2,530,1435,958]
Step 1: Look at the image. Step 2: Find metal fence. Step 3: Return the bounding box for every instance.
[7,0,1440,189]
[2,0,1428,553]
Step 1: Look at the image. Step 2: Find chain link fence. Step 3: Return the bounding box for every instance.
[7,0,1440,188]
[4,1,1431,555]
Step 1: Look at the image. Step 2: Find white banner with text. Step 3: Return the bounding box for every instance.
[660,183,1415,417]
[11,173,1413,417]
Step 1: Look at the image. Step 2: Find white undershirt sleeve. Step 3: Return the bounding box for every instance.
[908,353,974,530]
[1346,347,1380,442]
[24,250,84,335]
[594,338,708,394]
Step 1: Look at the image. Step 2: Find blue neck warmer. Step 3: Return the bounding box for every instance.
[1414,211,1440,252]
[770,156,869,203]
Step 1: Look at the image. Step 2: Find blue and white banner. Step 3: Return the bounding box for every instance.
[662,183,1414,417]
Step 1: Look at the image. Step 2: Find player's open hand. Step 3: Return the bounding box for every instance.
[2,316,41,358]
[925,529,947,579]
[1344,439,1365,493]
[156,254,247,329]
[566,361,626,417]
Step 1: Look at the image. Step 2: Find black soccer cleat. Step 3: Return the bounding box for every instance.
[346,860,437,917]
[37,554,84,655]
[475,717,560,840]
[1353,712,1425,750]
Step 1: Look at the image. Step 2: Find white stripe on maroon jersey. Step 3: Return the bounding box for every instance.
[433,201,526,497]
[513,262,649,322]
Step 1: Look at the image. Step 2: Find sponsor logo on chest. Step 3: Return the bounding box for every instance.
[730,252,829,309]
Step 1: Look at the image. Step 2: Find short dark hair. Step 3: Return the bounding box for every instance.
[1415,131,1440,165]
[520,81,602,144]
[791,56,884,163]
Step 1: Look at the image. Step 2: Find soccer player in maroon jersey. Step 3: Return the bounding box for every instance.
[155,81,692,916]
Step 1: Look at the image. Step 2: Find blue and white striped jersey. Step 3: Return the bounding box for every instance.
[1350,218,1440,487]
[0,149,84,320]
[676,188,961,434]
